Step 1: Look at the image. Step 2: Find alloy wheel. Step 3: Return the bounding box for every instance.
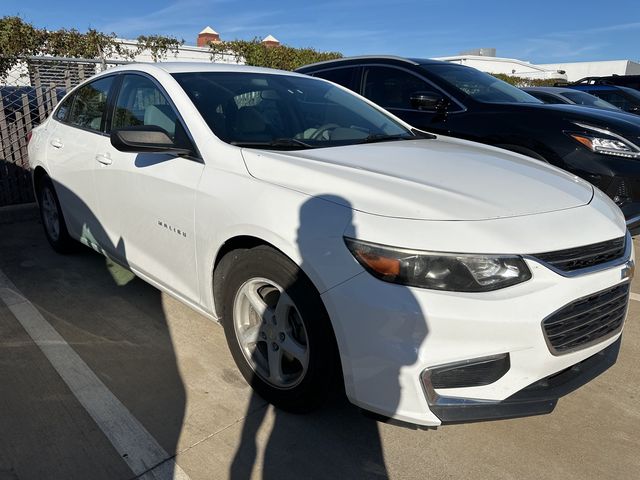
[232,277,310,389]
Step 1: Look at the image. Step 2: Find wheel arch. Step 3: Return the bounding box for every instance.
[32,165,49,199]
[211,233,346,393]
[212,234,301,322]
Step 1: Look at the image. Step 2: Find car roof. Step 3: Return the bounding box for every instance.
[295,55,452,71]
[571,84,623,91]
[101,62,311,77]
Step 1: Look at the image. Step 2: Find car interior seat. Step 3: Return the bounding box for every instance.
[234,106,272,141]
[144,104,176,138]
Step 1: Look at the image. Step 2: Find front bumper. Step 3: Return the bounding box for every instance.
[424,337,620,424]
[321,250,632,427]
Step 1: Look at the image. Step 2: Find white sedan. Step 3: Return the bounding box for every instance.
[28,63,633,427]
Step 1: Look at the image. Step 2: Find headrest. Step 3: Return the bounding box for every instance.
[144,104,176,137]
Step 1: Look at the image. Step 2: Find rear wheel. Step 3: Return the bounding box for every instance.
[37,176,76,253]
[219,246,339,412]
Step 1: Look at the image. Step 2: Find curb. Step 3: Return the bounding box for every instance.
[0,202,39,225]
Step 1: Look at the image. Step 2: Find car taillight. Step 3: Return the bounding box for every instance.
[26,131,33,144]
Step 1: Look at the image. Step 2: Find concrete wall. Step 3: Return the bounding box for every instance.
[538,60,640,82]
[436,55,567,80]
[112,39,241,65]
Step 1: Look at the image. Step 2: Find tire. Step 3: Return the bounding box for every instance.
[36,176,76,253]
[219,246,339,412]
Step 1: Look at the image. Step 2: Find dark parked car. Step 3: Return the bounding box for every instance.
[0,86,67,125]
[296,56,640,228]
[569,74,640,92]
[564,85,640,115]
[523,86,621,112]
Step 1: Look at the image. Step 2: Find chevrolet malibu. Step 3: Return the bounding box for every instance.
[27,63,634,427]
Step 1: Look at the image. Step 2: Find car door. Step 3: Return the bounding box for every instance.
[93,72,204,303]
[45,75,117,249]
[360,66,453,134]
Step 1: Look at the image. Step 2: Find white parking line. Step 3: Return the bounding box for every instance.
[0,269,191,480]
[631,292,640,303]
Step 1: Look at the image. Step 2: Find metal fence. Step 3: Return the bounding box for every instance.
[0,56,132,207]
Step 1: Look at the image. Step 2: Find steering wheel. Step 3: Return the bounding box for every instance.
[310,123,341,141]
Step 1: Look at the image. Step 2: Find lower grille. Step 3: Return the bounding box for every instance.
[543,283,629,354]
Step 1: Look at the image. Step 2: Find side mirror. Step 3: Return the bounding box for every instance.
[110,126,193,156]
[410,91,448,112]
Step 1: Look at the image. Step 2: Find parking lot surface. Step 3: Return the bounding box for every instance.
[0,215,638,480]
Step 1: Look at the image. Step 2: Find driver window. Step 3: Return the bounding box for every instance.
[363,67,437,110]
[112,75,179,139]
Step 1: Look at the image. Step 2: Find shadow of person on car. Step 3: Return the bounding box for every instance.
[230,194,428,479]
[0,178,186,479]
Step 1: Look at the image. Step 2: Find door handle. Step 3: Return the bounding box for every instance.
[50,138,63,149]
[95,153,112,165]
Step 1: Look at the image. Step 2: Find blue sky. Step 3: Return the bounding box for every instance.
[3,0,640,63]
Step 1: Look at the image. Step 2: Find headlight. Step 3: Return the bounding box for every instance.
[569,122,640,159]
[344,238,532,292]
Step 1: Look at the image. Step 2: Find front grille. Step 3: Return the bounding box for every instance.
[608,178,633,205]
[543,283,629,354]
[533,236,626,272]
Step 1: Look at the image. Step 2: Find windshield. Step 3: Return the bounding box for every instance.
[426,64,543,104]
[172,71,413,148]
[561,91,620,111]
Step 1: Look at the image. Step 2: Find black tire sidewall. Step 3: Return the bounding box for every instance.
[220,246,338,412]
[37,176,75,253]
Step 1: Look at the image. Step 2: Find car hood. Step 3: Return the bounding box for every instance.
[498,102,640,130]
[241,136,594,221]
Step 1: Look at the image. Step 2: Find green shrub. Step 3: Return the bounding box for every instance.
[0,16,183,77]
[490,73,560,87]
[208,38,342,71]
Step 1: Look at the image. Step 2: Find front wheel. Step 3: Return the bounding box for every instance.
[219,246,340,412]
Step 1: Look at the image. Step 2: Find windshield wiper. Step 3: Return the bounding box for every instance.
[411,128,437,139]
[230,138,315,150]
[359,131,434,144]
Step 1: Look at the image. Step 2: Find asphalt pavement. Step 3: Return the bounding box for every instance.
[0,215,638,480]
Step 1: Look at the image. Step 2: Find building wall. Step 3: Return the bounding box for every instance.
[436,55,567,80]
[537,60,640,82]
[1,40,244,87]
[112,39,240,64]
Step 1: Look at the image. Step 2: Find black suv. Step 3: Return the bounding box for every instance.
[565,85,640,115]
[297,56,640,228]
[567,75,640,92]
